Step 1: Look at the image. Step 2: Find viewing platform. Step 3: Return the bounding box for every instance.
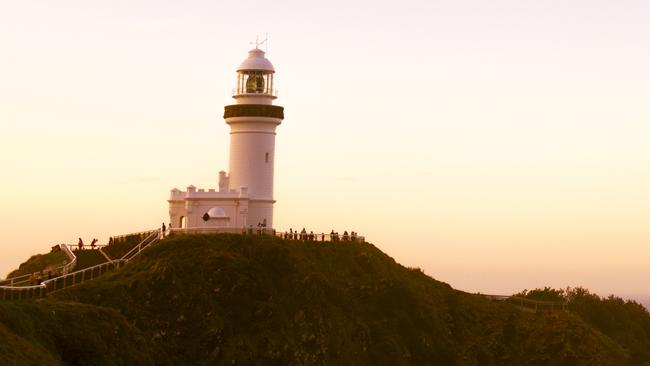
[168,228,365,242]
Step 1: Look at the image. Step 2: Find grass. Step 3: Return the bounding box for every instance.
[104,232,151,260]
[6,251,68,279]
[0,234,647,365]
[73,250,108,270]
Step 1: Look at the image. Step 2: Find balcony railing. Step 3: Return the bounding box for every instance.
[232,89,278,98]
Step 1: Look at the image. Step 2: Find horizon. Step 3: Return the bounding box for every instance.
[1,1,649,303]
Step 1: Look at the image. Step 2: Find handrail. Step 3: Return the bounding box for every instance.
[121,230,160,261]
[0,273,35,287]
[0,228,162,300]
[479,293,568,312]
[0,244,77,287]
[274,231,365,242]
[509,296,566,306]
[110,229,158,242]
[60,244,77,274]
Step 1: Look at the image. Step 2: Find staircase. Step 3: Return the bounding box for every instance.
[0,229,163,300]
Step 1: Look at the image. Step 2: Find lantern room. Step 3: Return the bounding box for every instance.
[234,48,276,100]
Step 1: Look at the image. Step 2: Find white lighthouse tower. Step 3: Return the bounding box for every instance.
[224,48,284,228]
[168,47,284,232]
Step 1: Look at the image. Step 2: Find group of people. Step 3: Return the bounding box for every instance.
[280,228,359,242]
[329,230,358,242]
[242,222,271,235]
[239,226,360,242]
[29,269,59,286]
[77,237,99,250]
[282,228,315,241]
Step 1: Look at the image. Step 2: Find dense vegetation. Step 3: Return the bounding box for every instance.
[1,234,648,365]
[517,287,650,364]
[0,301,153,365]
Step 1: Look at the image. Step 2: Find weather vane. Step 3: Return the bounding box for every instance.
[250,33,269,52]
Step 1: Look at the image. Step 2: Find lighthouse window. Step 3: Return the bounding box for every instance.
[245,72,266,93]
[265,152,269,163]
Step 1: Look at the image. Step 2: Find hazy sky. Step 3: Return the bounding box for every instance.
[1,0,649,298]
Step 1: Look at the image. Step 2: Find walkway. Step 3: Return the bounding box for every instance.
[0,229,161,300]
[481,294,568,313]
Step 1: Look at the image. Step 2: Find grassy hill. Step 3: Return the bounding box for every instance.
[1,234,648,365]
[6,250,68,278]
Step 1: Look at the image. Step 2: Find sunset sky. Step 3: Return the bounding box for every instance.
[1,0,649,301]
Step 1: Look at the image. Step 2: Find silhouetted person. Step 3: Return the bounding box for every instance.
[78,238,84,250]
[162,223,166,237]
[343,231,349,241]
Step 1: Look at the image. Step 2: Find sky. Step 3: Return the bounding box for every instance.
[1,0,649,302]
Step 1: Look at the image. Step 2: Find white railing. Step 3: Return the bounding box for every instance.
[479,294,568,312]
[0,273,35,287]
[0,244,77,287]
[169,227,366,242]
[121,230,160,261]
[0,229,161,300]
[231,89,279,98]
[60,243,77,274]
[274,231,365,242]
[110,229,159,243]
[508,296,569,312]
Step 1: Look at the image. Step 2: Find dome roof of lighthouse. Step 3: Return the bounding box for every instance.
[237,48,275,72]
[207,207,227,218]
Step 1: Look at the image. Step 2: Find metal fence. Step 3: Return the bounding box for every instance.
[0,243,77,287]
[0,229,160,301]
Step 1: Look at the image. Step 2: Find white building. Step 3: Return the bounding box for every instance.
[168,47,284,233]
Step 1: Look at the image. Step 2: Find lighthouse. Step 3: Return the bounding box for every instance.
[225,48,284,228]
[168,47,284,232]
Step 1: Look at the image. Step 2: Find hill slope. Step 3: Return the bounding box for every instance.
[6,250,68,278]
[1,234,647,365]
